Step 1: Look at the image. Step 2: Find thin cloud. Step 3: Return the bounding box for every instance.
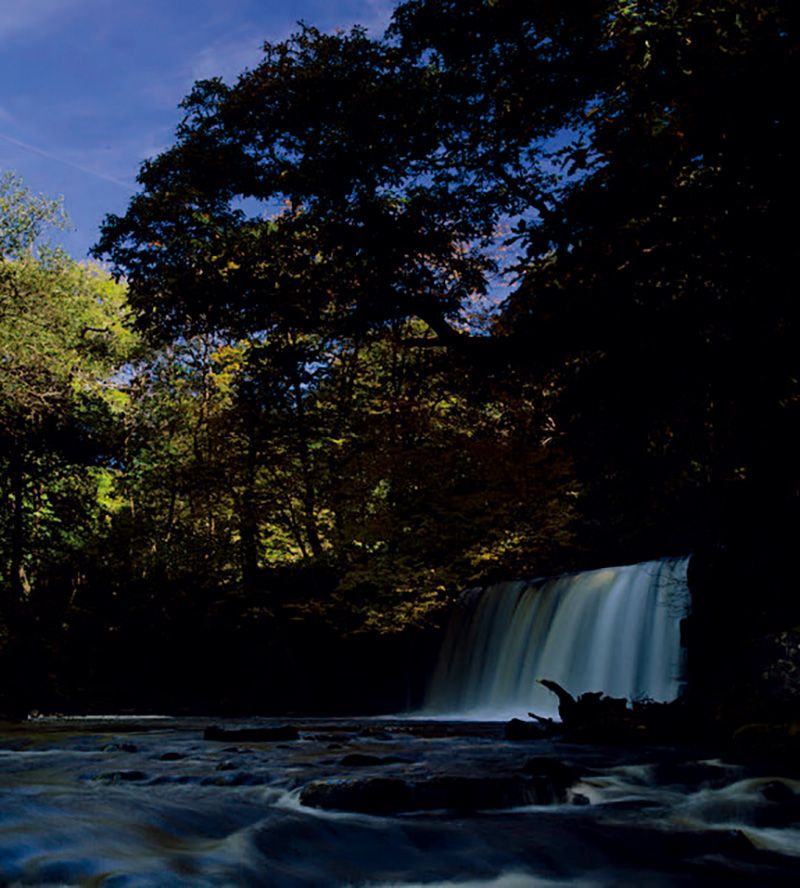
[0,0,89,39]
[190,32,265,82]
[0,132,136,191]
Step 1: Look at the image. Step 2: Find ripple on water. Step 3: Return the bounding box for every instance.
[1,720,800,886]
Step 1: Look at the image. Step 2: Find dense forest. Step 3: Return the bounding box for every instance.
[1,0,797,715]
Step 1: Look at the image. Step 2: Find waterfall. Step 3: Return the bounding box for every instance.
[422,558,690,720]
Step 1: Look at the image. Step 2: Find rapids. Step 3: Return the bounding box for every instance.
[1,716,799,886]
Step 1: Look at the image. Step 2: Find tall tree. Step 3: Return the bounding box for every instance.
[96,2,799,563]
[1,174,136,619]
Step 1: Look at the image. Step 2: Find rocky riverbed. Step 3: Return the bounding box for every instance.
[1,716,799,886]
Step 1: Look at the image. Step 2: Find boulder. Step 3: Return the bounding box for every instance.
[93,770,147,783]
[728,722,800,773]
[300,774,554,814]
[203,724,299,742]
[651,759,740,790]
[339,753,407,767]
[357,727,393,741]
[102,742,138,753]
[301,777,411,814]
[519,756,581,802]
[504,718,551,741]
[758,780,800,827]
[721,631,800,726]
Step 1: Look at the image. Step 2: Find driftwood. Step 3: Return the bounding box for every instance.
[523,679,688,744]
[537,679,579,722]
[533,679,627,726]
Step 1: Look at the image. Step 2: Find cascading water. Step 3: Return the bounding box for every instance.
[423,557,691,720]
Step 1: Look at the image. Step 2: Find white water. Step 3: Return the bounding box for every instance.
[423,558,691,720]
[5,715,798,886]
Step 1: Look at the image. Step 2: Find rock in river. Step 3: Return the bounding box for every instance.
[300,774,559,815]
[203,725,299,742]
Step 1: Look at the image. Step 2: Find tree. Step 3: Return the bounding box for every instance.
[93,24,501,348]
[392,0,800,553]
[96,2,799,567]
[1,174,136,619]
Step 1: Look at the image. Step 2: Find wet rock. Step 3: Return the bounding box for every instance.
[339,753,407,767]
[519,756,581,802]
[651,759,739,790]
[712,630,800,728]
[664,827,754,859]
[758,781,800,826]
[102,742,138,753]
[520,756,580,784]
[201,772,270,787]
[94,770,147,784]
[301,777,410,814]
[602,798,663,812]
[357,727,392,741]
[728,722,800,771]
[216,760,237,771]
[572,793,591,806]
[149,775,197,786]
[761,780,797,805]
[159,751,187,761]
[504,718,550,741]
[300,774,549,814]
[203,725,299,742]
[565,720,650,745]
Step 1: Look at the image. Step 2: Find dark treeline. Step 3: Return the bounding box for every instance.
[1,1,797,715]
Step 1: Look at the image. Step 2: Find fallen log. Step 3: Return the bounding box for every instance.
[523,679,690,744]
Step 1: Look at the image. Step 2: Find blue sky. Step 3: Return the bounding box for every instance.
[0,0,395,259]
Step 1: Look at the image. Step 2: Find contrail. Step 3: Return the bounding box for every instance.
[0,131,137,192]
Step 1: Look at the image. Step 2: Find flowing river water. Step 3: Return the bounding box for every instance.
[1,716,799,886]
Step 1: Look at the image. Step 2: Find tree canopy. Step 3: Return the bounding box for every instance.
[1,175,136,668]
[1,0,797,713]
[97,0,798,556]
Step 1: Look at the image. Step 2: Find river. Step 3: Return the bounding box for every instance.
[1,716,799,886]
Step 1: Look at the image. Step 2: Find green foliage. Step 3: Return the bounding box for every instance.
[90,0,799,621]
[2,0,797,710]
[0,172,69,259]
[1,175,138,625]
[100,323,576,631]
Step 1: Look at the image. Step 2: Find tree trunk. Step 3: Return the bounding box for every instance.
[240,414,259,593]
[8,447,26,608]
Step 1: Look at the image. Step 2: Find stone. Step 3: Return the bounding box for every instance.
[203,724,299,742]
[339,753,406,767]
[729,722,800,772]
[357,727,392,741]
[504,718,549,741]
[102,742,138,753]
[94,770,147,783]
[300,774,553,815]
[519,757,581,802]
[758,780,800,827]
[301,777,411,814]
